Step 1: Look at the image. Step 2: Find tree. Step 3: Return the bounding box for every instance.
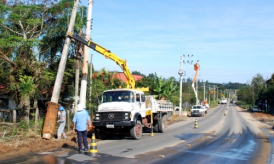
[132,71,143,75]
[0,0,86,127]
[151,73,178,100]
[251,73,265,104]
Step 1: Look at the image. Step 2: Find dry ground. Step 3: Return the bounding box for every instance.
[0,107,273,161]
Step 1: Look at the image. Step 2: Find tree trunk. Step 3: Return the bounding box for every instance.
[20,95,30,124]
[13,109,16,130]
[34,99,39,134]
[42,0,80,139]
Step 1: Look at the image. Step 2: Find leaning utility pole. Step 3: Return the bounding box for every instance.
[42,0,80,139]
[79,0,93,108]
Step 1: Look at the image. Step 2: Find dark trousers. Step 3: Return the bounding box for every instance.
[76,130,88,150]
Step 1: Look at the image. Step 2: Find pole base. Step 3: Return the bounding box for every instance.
[42,133,51,140]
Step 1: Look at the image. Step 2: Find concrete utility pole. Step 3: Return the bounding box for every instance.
[216,86,218,100]
[42,0,80,139]
[209,86,211,104]
[89,54,93,114]
[196,78,198,104]
[178,56,184,116]
[203,83,205,101]
[178,54,193,115]
[214,85,216,102]
[79,0,93,108]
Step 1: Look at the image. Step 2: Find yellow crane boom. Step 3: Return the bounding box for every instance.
[67,32,135,89]
[192,61,200,105]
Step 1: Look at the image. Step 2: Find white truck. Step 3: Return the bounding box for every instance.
[221,98,228,104]
[93,89,173,139]
[190,105,207,117]
[67,33,173,139]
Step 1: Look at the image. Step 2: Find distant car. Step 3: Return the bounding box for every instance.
[191,105,206,117]
[175,106,180,111]
[252,106,259,112]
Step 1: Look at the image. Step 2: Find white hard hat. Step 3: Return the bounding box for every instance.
[77,104,84,111]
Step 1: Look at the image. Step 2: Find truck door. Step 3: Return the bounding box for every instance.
[136,93,146,110]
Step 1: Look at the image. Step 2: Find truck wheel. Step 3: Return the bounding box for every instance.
[130,120,142,140]
[95,128,107,140]
[159,115,167,133]
[164,115,168,128]
[153,120,159,132]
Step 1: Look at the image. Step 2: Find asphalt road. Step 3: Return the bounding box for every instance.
[1,104,272,164]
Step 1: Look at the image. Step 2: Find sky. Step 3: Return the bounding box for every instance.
[80,0,274,84]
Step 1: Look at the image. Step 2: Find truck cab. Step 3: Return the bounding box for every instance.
[93,89,147,126]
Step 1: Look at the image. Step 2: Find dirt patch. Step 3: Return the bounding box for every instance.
[167,114,188,124]
[0,131,79,160]
[251,112,274,127]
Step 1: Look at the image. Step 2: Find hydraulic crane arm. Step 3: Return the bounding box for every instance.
[67,32,135,89]
[192,61,200,105]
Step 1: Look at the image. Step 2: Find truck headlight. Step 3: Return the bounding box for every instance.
[124,112,130,120]
[95,116,100,120]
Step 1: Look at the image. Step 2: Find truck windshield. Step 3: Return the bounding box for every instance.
[192,106,201,109]
[101,91,134,103]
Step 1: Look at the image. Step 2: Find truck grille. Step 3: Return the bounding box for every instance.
[97,112,129,121]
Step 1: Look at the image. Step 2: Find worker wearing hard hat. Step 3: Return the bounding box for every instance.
[57,106,67,139]
[73,104,90,152]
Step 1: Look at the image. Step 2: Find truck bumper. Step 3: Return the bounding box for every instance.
[93,120,136,127]
[191,113,203,117]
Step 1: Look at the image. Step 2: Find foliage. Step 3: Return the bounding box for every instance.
[0,1,87,121]
[18,119,29,131]
[150,73,178,100]
[237,73,274,113]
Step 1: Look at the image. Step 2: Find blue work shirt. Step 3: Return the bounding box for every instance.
[73,110,89,131]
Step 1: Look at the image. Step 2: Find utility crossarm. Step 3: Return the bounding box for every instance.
[67,32,135,89]
[192,61,200,105]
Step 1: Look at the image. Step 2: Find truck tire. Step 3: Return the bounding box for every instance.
[159,115,167,133]
[130,120,142,140]
[153,120,159,132]
[95,128,107,140]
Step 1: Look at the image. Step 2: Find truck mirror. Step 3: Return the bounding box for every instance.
[96,96,101,105]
